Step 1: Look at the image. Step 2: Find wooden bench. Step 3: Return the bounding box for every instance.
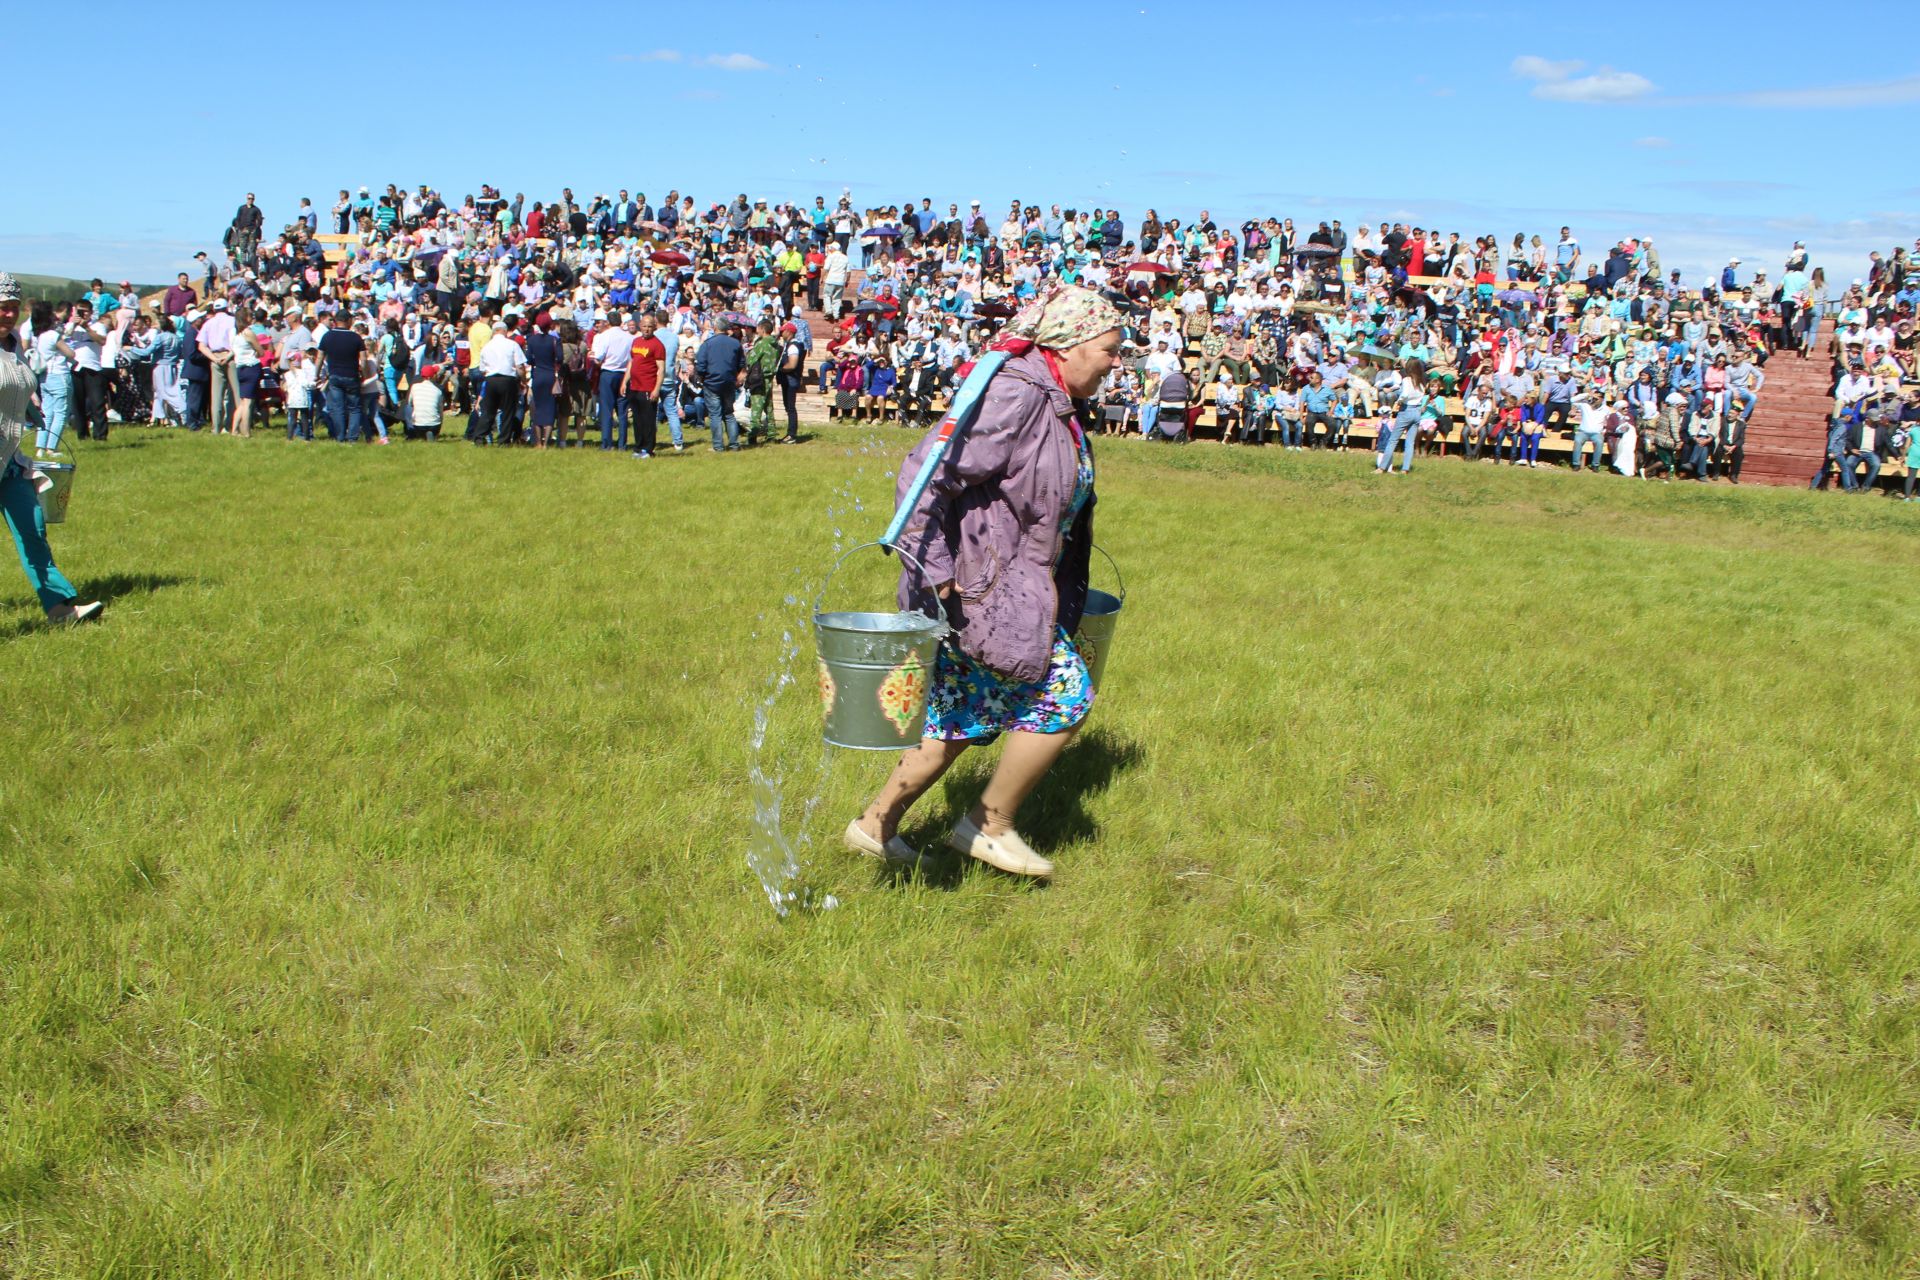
[313,233,357,265]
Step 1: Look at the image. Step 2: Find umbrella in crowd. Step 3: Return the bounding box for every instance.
[650,250,690,267]
[718,311,753,327]
[697,270,739,288]
[972,301,1014,319]
[1494,289,1538,307]
[861,227,902,239]
[1125,260,1172,275]
[853,300,889,314]
[1293,244,1339,258]
[637,220,669,233]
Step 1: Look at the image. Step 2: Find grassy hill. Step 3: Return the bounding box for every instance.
[5,424,1918,1277]
[10,272,167,304]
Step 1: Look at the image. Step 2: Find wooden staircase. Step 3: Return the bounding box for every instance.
[1737,320,1835,487]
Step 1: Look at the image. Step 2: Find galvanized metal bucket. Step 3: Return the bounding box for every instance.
[1073,544,1126,691]
[30,439,76,525]
[814,543,949,751]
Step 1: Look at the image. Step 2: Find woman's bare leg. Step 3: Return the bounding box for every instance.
[859,738,971,841]
[969,727,1077,837]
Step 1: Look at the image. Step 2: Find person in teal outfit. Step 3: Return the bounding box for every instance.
[0,272,102,625]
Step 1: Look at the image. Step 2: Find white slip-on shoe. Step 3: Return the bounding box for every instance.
[48,601,104,625]
[843,818,916,861]
[947,815,1054,878]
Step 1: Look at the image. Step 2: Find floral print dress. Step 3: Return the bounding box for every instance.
[923,423,1096,742]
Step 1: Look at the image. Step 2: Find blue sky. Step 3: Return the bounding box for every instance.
[4,0,1914,287]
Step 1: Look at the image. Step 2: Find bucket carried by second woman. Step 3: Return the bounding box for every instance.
[813,542,949,751]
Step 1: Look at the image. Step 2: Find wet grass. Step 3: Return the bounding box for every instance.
[3,424,1918,1278]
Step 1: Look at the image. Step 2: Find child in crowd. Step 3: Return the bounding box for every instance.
[1517,391,1546,468]
[1494,394,1523,464]
[283,349,317,441]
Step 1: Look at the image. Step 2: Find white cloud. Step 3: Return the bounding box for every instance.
[1511,55,1583,82]
[1633,135,1672,148]
[1535,69,1655,102]
[699,52,769,71]
[1511,53,1654,103]
[614,48,680,62]
[1691,73,1920,109]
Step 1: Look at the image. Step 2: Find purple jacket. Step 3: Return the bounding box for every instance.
[894,350,1095,683]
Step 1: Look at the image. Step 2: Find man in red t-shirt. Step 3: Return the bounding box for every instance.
[804,246,826,312]
[624,314,669,456]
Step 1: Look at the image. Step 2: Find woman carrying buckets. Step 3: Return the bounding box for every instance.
[845,283,1124,879]
[0,273,102,625]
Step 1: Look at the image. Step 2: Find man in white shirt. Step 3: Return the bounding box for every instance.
[590,312,636,450]
[822,246,850,319]
[1571,391,1609,472]
[1462,381,1496,461]
[65,300,112,441]
[474,325,527,445]
[197,298,240,434]
[1833,365,1875,417]
[1142,339,1180,378]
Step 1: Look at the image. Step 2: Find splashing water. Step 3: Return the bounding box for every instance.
[743,433,896,916]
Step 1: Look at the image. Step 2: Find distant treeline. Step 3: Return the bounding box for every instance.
[12,273,166,304]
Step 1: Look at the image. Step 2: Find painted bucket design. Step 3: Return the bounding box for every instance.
[1072,545,1125,691]
[814,543,949,751]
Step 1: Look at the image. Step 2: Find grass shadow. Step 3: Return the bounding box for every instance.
[0,572,190,642]
[78,572,194,604]
[874,726,1146,889]
[1018,726,1147,846]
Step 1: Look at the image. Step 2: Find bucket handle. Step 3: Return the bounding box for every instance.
[1092,543,1126,604]
[816,540,941,620]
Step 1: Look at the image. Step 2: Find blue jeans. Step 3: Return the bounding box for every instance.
[37,376,71,451]
[2,460,78,612]
[323,380,363,442]
[1138,402,1158,438]
[660,377,683,448]
[1571,430,1604,470]
[704,383,739,449]
[1729,387,1757,420]
[1844,452,1881,492]
[1377,410,1418,471]
[1279,416,1301,447]
[359,391,385,441]
[597,369,627,449]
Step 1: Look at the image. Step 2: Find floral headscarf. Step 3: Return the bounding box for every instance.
[1001,281,1122,351]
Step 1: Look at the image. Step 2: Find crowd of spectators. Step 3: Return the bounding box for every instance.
[13,182,1919,494]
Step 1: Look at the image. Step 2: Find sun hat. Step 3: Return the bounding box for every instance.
[0,272,19,303]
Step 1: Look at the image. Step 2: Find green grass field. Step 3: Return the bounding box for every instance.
[5,424,1919,1278]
